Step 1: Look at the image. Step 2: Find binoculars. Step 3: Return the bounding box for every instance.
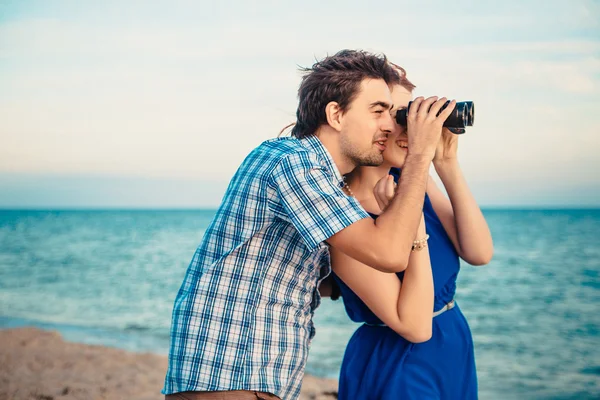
[396,101,474,133]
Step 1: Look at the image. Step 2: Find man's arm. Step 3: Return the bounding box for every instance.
[326,154,429,272]
[327,96,456,273]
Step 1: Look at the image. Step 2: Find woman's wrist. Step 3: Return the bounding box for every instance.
[433,157,459,172]
[417,215,426,237]
[411,234,430,252]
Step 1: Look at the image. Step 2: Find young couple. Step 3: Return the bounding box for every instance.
[162,50,493,400]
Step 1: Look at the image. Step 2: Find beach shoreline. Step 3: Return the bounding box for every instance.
[0,327,338,400]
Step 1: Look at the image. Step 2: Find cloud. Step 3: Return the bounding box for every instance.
[0,1,599,206]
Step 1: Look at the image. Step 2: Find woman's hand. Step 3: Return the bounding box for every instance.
[433,127,459,168]
[373,175,396,212]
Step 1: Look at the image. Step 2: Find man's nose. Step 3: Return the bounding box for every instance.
[381,112,395,133]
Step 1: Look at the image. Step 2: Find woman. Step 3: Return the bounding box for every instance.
[328,66,494,399]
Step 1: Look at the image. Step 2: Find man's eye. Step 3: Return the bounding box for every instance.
[375,110,384,114]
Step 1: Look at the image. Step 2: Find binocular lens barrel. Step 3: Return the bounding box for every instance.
[396,101,475,131]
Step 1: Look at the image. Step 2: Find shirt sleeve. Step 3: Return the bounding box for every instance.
[269,151,369,251]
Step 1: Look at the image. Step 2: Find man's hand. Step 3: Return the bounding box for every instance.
[406,97,457,160]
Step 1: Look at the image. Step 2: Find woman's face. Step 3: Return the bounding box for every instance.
[382,84,413,168]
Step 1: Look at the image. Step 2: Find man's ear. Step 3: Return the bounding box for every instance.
[325,101,343,132]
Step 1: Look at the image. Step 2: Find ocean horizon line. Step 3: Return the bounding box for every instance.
[1,206,599,211]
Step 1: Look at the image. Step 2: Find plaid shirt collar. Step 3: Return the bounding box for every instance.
[300,135,345,187]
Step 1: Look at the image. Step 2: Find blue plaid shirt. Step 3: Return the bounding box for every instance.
[162,135,369,399]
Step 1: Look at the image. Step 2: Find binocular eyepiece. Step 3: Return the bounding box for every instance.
[396,101,475,133]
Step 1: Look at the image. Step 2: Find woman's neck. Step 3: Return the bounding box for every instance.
[345,163,394,211]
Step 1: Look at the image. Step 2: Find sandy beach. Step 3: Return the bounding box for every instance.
[0,328,338,400]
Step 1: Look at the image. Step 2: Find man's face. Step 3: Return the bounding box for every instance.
[339,78,395,167]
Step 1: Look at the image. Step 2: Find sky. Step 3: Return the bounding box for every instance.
[1,0,599,208]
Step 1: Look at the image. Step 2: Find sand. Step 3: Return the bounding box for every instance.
[0,328,338,400]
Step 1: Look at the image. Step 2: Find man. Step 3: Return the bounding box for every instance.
[163,49,455,399]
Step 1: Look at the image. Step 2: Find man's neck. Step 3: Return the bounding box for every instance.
[313,127,355,176]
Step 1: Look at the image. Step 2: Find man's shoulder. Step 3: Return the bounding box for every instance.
[259,137,309,154]
[255,137,321,166]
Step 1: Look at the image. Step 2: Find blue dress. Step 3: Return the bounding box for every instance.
[333,170,477,399]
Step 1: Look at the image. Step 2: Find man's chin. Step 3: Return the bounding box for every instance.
[359,154,384,167]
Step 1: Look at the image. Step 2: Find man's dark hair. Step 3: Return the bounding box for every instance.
[291,49,401,139]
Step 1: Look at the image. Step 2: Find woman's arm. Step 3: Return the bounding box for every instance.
[331,214,434,343]
[428,129,494,266]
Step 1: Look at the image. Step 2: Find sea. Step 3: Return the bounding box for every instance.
[1,209,599,399]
